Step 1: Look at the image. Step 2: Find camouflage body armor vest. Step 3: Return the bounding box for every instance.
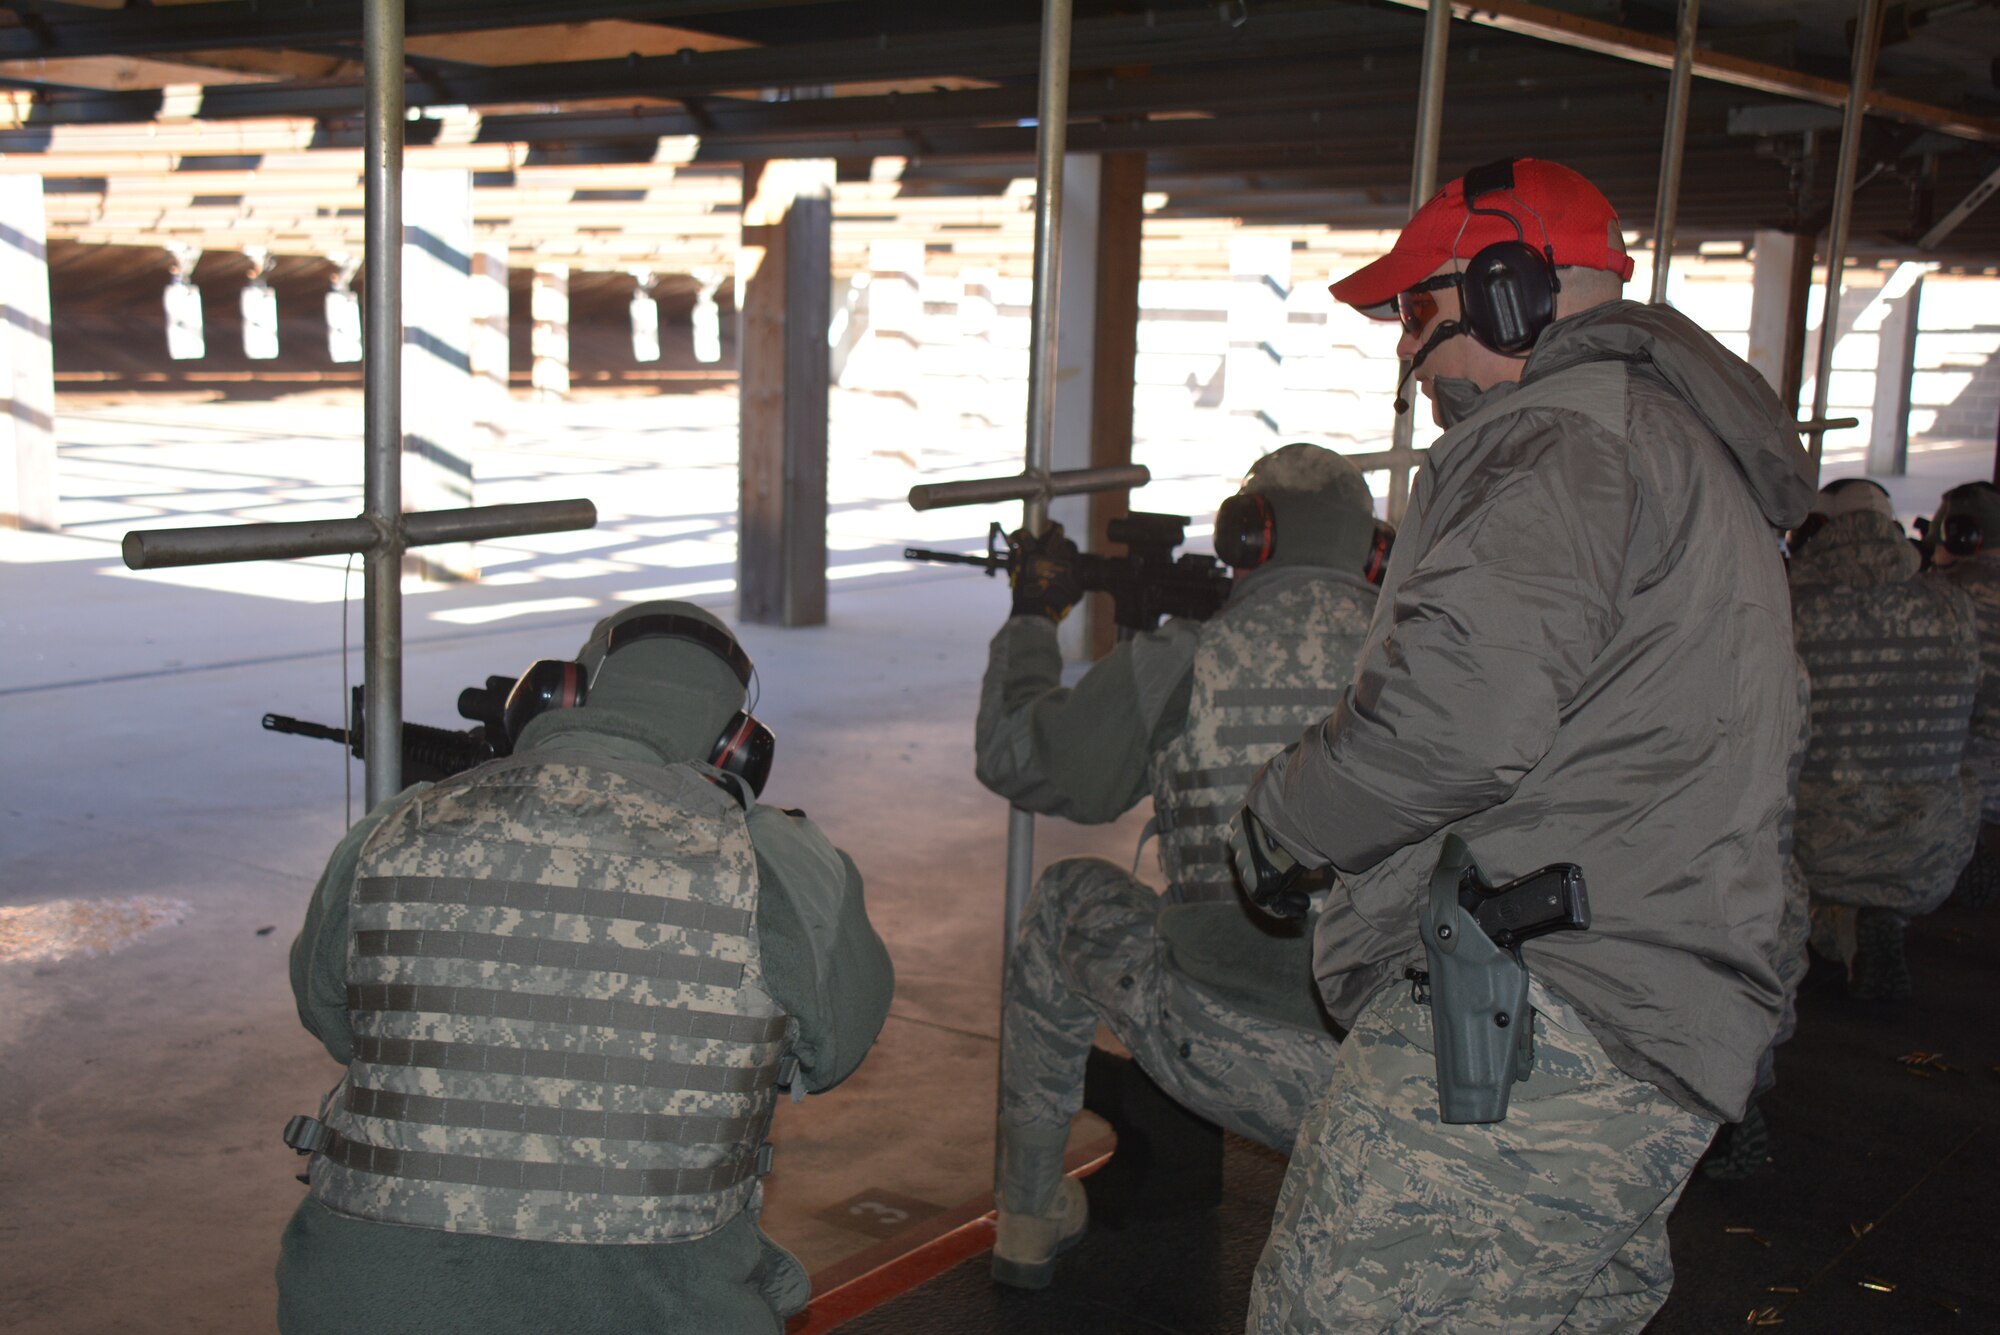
[1936,557,2000,817]
[1792,580,1979,786]
[309,749,792,1244]
[1149,569,1375,903]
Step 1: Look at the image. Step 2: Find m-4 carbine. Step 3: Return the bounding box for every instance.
[905,511,1232,633]
[262,676,517,782]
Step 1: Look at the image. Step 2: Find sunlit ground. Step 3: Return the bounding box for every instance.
[1,386,1306,621]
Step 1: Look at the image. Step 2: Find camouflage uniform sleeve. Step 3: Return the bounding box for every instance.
[973,613,1198,823]
[289,787,426,1063]
[749,806,894,1095]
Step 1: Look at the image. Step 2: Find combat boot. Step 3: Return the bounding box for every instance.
[1701,1098,1770,1180]
[1950,830,2000,909]
[1849,907,1912,1001]
[991,1122,1088,1290]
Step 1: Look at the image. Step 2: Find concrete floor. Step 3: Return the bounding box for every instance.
[3,390,1994,1332]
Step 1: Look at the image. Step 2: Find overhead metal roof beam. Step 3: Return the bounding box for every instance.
[0,0,850,59]
[0,6,1423,126]
[1378,0,1999,145]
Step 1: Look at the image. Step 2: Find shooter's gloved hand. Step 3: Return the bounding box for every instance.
[1228,805,1313,920]
[1008,523,1084,622]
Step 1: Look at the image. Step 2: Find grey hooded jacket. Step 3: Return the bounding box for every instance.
[1245,300,1815,1122]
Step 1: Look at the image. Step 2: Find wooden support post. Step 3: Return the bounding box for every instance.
[0,174,55,531]
[402,169,478,581]
[530,264,570,400]
[1866,264,1925,478]
[1748,229,1815,413]
[1088,152,1146,662]
[737,159,833,628]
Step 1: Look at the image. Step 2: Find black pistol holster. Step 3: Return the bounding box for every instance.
[1418,834,1590,1124]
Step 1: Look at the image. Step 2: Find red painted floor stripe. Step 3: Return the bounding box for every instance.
[786,1151,1114,1335]
[786,1213,1000,1335]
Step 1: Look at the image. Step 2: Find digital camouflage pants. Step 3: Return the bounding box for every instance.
[1249,982,1717,1334]
[998,856,1341,1152]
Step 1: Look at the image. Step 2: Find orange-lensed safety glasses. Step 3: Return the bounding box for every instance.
[1394,273,1461,338]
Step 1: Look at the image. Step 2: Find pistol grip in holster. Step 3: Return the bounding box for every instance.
[1421,834,1533,1124]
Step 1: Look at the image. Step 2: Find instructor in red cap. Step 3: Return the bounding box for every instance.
[1230,159,1817,1331]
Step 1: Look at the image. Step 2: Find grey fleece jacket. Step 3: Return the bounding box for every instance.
[279,726,892,1335]
[1246,299,1815,1122]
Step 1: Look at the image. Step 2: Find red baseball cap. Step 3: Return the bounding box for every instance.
[1331,158,1635,313]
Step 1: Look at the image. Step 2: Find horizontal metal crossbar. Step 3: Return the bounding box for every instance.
[907,464,1151,513]
[120,499,597,570]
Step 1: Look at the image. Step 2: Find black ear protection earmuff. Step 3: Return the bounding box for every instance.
[1214,491,1277,570]
[501,613,777,797]
[1933,482,2000,560]
[1943,513,1985,558]
[1214,489,1396,586]
[1786,513,1828,560]
[1455,159,1561,356]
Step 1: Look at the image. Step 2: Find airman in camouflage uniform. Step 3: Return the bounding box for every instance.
[1928,480,2000,906]
[1242,162,1812,1333]
[1791,480,1981,1000]
[276,602,893,1335]
[974,443,1381,1288]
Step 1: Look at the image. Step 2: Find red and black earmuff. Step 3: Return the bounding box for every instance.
[501,613,777,797]
[1362,522,1394,585]
[1214,489,1395,586]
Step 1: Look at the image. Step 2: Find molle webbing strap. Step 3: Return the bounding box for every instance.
[1216,723,1311,749]
[346,983,790,1045]
[1171,765,1256,793]
[1211,687,1342,710]
[1177,846,1234,867]
[1800,634,1964,661]
[354,929,745,991]
[1171,803,1236,830]
[321,1132,756,1199]
[344,1083,764,1145]
[356,875,752,938]
[351,1034,778,1095]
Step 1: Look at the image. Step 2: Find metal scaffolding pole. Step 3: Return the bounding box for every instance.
[121,0,597,817]
[1649,0,1700,305]
[362,0,406,807]
[900,0,1156,953]
[1385,0,1452,524]
[1805,0,1885,479]
[1003,0,1076,950]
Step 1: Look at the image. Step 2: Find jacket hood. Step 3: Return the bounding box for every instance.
[1522,300,1816,530]
[518,601,747,764]
[1790,510,1919,590]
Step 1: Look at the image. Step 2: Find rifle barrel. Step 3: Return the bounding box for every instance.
[263,713,349,744]
[903,546,1001,570]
